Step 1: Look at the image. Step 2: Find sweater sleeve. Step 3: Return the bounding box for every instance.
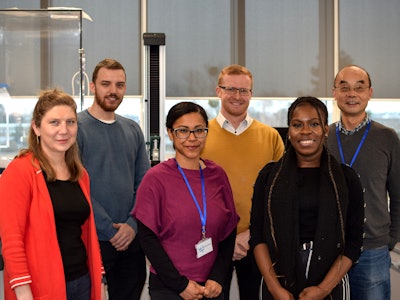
[250,163,275,248]
[386,128,400,250]
[207,229,236,285]
[130,126,151,233]
[0,158,33,287]
[137,221,189,293]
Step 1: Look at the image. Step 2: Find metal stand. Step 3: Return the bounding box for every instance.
[143,33,166,165]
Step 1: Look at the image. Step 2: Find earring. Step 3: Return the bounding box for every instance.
[36,135,40,144]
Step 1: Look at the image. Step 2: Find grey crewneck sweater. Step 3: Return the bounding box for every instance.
[77,110,150,240]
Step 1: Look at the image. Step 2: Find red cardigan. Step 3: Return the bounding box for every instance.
[0,153,104,300]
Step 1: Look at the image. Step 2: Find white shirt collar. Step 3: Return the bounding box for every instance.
[216,112,253,135]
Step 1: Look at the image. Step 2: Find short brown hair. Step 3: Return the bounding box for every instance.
[92,58,126,83]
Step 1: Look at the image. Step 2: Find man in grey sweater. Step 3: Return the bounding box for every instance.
[327,65,400,300]
[78,58,150,300]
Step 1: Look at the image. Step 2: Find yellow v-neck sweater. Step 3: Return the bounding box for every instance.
[201,119,284,233]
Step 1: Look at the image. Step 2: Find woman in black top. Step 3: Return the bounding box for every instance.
[250,97,364,300]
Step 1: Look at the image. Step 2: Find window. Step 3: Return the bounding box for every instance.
[340,0,400,98]
[246,0,334,97]
[1,0,400,166]
[148,0,231,97]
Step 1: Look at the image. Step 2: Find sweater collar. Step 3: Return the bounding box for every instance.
[216,112,253,135]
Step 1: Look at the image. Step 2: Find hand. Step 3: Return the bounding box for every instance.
[232,230,250,261]
[269,285,295,300]
[179,280,205,300]
[110,223,135,251]
[299,286,329,300]
[101,283,107,300]
[203,279,222,298]
[14,284,34,300]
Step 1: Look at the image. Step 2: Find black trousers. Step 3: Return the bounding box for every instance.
[224,251,261,300]
[261,249,350,300]
[100,238,146,300]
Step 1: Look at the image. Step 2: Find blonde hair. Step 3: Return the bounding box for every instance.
[217,64,253,88]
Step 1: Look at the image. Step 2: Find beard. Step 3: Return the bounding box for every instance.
[94,92,123,112]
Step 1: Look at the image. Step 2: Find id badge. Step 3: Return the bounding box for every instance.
[195,237,213,258]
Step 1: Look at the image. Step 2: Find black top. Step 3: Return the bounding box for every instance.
[298,168,319,244]
[46,179,90,281]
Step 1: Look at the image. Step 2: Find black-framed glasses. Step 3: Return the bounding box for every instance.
[173,127,208,139]
[219,85,252,96]
[334,85,370,93]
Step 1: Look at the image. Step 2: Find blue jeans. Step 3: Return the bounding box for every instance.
[66,272,91,300]
[349,246,391,300]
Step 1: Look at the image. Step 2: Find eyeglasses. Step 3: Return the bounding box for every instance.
[219,86,252,96]
[172,127,208,139]
[335,85,370,93]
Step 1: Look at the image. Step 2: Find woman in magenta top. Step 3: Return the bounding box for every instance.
[133,101,239,300]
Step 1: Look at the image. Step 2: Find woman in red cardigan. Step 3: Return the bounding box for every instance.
[0,89,106,300]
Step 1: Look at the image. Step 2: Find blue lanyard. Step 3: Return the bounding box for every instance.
[335,121,371,167]
[176,160,207,238]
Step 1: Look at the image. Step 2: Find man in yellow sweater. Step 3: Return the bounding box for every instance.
[201,64,284,300]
